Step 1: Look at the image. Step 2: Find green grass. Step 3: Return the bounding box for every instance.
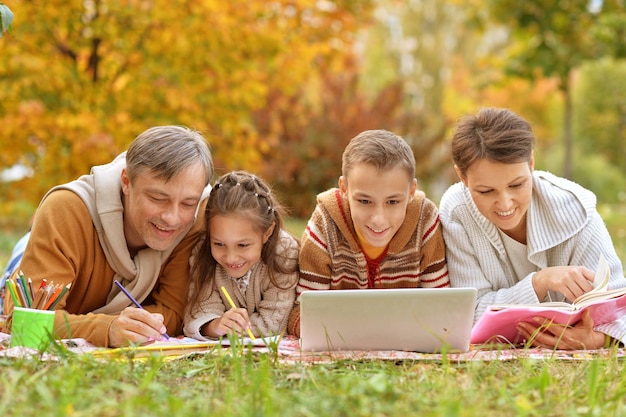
[0,347,625,416]
[2,208,626,416]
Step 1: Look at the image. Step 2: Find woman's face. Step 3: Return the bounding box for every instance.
[456,157,534,243]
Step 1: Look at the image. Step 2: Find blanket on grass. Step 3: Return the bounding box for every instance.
[1,332,624,362]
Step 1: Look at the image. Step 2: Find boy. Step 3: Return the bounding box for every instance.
[287,129,449,337]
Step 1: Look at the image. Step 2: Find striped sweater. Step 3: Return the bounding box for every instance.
[439,170,626,343]
[287,188,449,336]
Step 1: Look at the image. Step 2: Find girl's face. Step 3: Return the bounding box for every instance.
[457,157,534,243]
[208,213,274,279]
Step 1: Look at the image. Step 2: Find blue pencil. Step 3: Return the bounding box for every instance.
[113,280,170,340]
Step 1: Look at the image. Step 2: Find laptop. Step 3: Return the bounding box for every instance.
[300,287,477,352]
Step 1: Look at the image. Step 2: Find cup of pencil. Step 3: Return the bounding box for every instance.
[5,272,71,350]
[10,307,56,350]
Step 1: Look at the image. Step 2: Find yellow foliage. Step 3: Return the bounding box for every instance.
[0,0,369,207]
[444,54,559,145]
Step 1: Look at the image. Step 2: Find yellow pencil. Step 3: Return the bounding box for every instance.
[6,278,21,307]
[220,286,256,341]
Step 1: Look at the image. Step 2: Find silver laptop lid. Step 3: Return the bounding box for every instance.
[300,287,477,352]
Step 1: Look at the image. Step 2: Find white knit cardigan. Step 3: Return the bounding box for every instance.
[439,170,626,343]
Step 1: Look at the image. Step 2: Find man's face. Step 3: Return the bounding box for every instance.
[121,163,207,253]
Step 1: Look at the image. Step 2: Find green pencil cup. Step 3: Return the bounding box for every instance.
[10,307,56,350]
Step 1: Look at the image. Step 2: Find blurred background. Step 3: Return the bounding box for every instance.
[1,0,626,263]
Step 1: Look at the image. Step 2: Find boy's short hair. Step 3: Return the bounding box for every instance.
[126,125,213,186]
[342,130,416,180]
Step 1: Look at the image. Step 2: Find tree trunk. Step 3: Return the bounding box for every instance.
[619,101,626,170]
[562,74,573,179]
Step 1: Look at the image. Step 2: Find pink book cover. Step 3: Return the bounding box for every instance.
[470,293,626,345]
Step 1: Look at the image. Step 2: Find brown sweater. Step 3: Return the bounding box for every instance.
[287,188,449,337]
[4,190,206,346]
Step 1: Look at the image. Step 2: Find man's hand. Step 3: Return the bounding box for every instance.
[516,310,606,350]
[108,307,168,347]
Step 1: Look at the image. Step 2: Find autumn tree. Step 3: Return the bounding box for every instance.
[575,59,626,174]
[253,54,405,216]
[360,0,465,187]
[478,0,625,178]
[251,0,477,214]
[0,0,373,213]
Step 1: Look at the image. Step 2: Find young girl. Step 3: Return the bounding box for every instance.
[184,171,299,340]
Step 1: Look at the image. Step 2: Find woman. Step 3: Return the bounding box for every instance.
[439,107,626,349]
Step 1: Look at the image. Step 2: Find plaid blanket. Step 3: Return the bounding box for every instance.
[1,332,624,362]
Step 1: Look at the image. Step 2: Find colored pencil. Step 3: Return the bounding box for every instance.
[31,286,47,310]
[48,282,72,310]
[38,284,56,310]
[42,285,62,310]
[18,271,32,307]
[13,277,27,307]
[113,280,170,340]
[27,278,35,303]
[220,285,256,341]
[6,279,21,308]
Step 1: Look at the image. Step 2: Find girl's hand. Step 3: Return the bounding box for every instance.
[516,310,606,350]
[205,307,251,338]
[532,266,595,301]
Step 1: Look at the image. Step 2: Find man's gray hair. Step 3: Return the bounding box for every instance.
[125,125,213,186]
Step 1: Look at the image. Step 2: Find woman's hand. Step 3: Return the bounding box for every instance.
[516,310,606,350]
[532,266,595,302]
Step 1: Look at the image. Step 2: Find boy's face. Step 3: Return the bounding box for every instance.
[339,163,417,249]
[121,162,207,253]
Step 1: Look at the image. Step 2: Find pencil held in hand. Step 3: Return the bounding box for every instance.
[113,279,170,340]
[220,286,256,340]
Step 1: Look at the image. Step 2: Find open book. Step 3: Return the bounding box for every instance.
[471,254,626,345]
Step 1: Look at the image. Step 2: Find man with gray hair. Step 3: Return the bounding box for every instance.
[4,125,213,347]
